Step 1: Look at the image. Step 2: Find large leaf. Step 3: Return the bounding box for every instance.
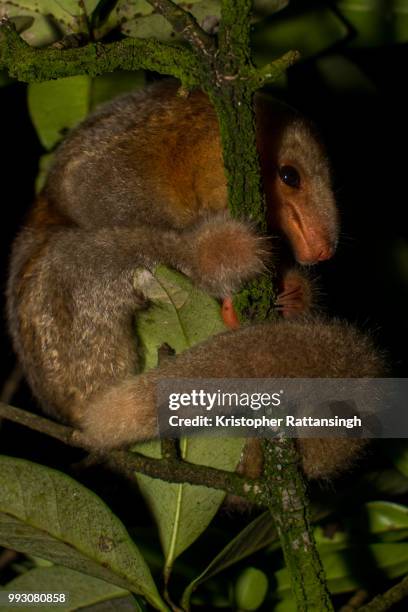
[336,0,408,46]
[364,501,408,542]
[134,266,244,579]
[135,437,245,582]
[28,76,92,150]
[275,542,408,597]
[181,504,333,608]
[91,71,145,109]
[310,527,349,555]
[1,566,144,611]
[252,6,347,66]
[118,0,288,41]
[134,265,227,370]
[181,511,276,609]
[28,71,144,151]
[309,503,408,556]
[234,567,268,612]
[0,456,167,612]
[0,1,100,47]
[0,0,288,44]
[0,0,287,58]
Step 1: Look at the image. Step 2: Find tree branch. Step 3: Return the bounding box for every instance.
[0,18,199,85]
[249,50,301,88]
[358,575,408,612]
[218,0,252,72]
[0,401,265,505]
[0,401,78,445]
[263,438,333,610]
[107,450,265,504]
[145,0,215,56]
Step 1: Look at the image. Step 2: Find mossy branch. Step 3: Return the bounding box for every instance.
[0,18,200,86]
[263,438,333,609]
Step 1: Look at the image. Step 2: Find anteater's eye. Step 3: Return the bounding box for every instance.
[278,165,300,189]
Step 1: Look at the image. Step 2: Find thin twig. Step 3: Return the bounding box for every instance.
[0,364,23,404]
[0,402,76,445]
[340,589,369,611]
[358,575,408,612]
[0,18,199,85]
[146,0,215,56]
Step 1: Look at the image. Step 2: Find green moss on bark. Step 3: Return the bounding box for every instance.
[0,22,199,86]
[263,438,334,611]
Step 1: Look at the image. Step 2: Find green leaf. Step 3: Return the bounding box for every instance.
[392,0,408,43]
[135,437,245,583]
[364,501,408,541]
[2,0,290,42]
[1,566,142,611]
[181,502,334,608]
[336,0,408,46]
[134,265,244,578]
[0,456,167,612]
[28,72,145,151]
[276,501,408,612]
[91,71,145,109]
[275,542,408,596]
[234,567,268,611]
[35,153,55,193]
[82,596,146,611]
[252,7,347,66]
[29,556,54,568]
[0,1,100,47]
[181,511,276,608]
[134,265,228,370]
[28,76,92,150]
[384,439,408,477]
[122,12,173,41]
[119,0,290,40]
[253,0,289,15]
[272,599,297,612]
[313,526,349,554]
[0,5,59,47]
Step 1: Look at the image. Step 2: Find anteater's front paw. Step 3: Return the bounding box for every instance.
[191,214,271,296]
